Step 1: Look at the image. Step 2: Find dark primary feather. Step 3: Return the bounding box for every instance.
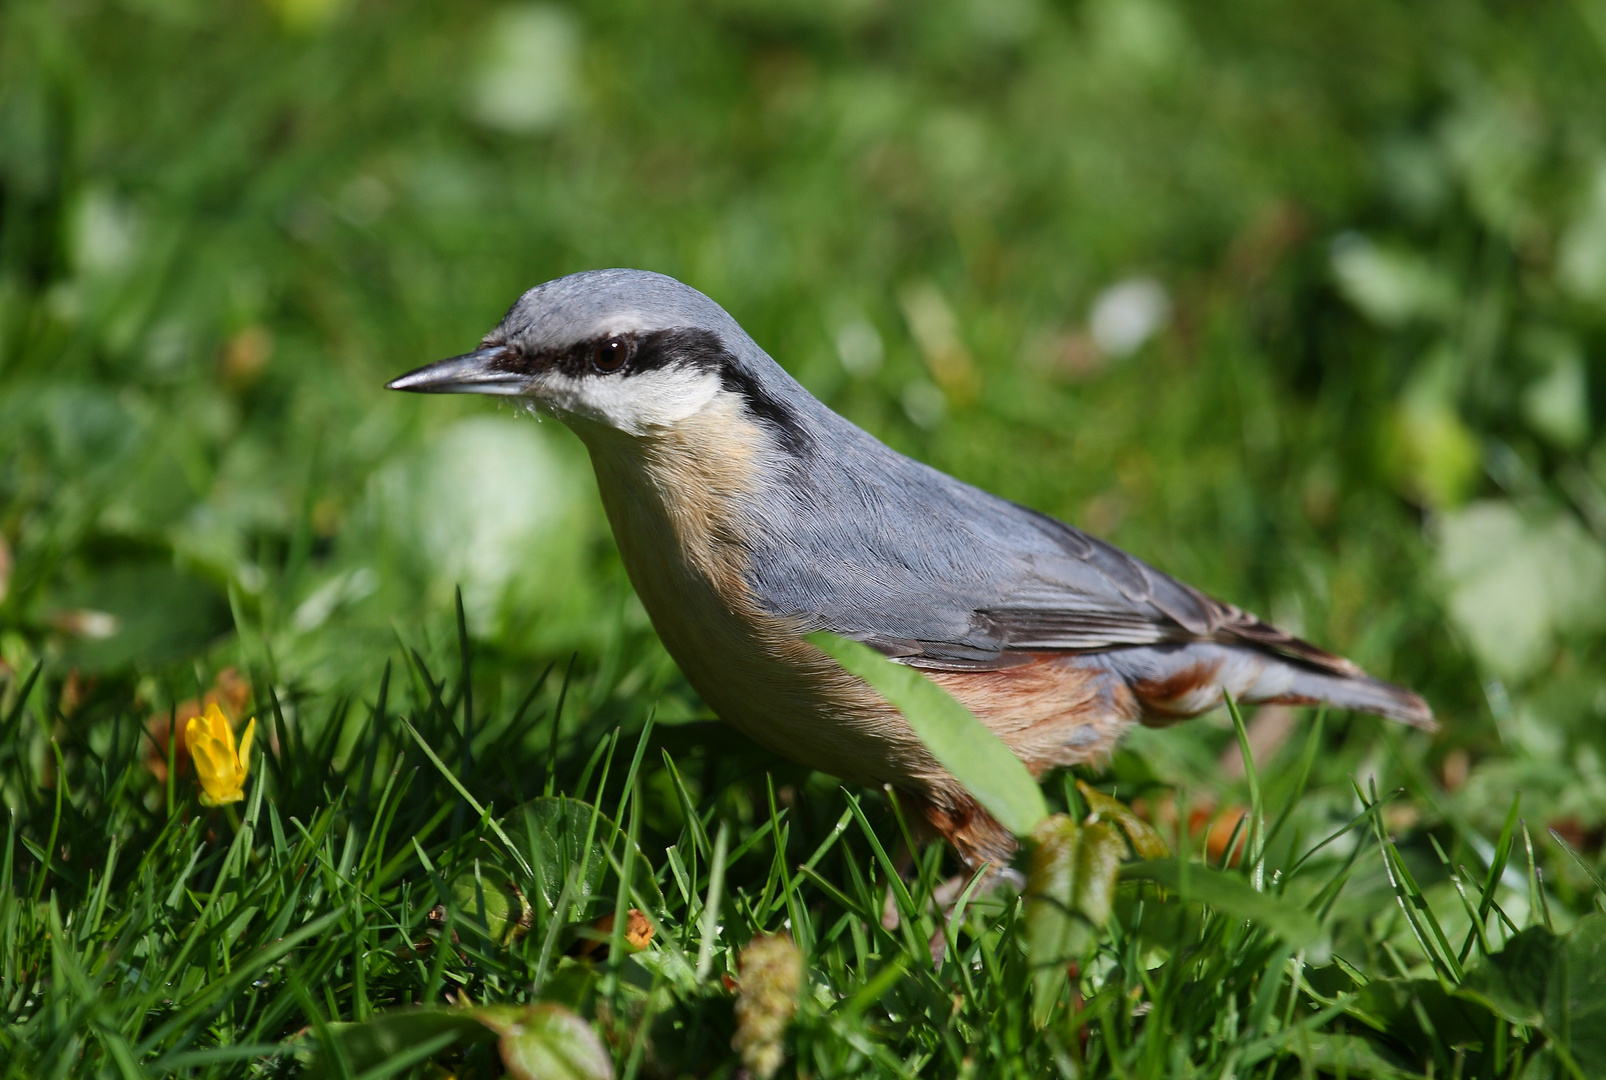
[985,507,1365,677]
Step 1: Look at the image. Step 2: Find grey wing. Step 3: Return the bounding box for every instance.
[747,456,1362,679]
[932,508,1432,726]
[744,445,1431,726]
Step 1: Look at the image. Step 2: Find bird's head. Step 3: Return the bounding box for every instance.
[387,268,796,442]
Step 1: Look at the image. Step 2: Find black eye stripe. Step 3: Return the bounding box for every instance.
[485,326,807,451]
[491,328,728,381]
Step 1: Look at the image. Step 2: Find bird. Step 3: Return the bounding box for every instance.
[388,268,1433,867]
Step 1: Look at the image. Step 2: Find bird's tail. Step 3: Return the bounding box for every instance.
[1104,642,1434,730]
[1264,663,1434,728]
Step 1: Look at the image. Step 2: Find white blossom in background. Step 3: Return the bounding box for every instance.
[1559,161,1606,303]
[291,568,379,633]
[73,189,139,278]
[1088,277,1170,357]
[901,381,947,429]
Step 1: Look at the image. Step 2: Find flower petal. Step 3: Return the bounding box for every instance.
[184,715,208,758]
[185,704,249,806]
[189,734,220,778]
[203,702,231,741]
[236,718,256,778]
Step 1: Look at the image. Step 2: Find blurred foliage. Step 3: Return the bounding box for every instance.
[3,0,1606,1058]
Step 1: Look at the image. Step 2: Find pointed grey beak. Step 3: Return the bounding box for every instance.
[386,346,527,395]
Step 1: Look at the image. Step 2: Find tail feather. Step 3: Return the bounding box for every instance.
[1271,664,1434,729]
[1104,642,1435,731]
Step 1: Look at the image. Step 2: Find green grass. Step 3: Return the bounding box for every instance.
[5,0,1606,1073]
[2,620,1603,1077]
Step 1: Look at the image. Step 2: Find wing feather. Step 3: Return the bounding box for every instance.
[747,439,1370,681]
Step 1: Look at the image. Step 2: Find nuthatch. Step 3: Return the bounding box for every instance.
[389,269,1432,866]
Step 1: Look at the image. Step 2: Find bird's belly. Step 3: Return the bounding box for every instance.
[627,542,935,786]
[589,436,938,787]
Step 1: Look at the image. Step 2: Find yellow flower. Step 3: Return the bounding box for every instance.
[185,703,256,807]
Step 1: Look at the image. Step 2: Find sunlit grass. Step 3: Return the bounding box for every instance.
[5,0,1606,1074]
[2,603,1601,1077]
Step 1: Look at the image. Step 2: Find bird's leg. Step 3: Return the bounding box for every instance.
[902,785,1019,872]
[879,786,1027,964]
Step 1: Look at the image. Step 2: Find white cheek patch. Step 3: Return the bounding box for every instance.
[531,365,726,434]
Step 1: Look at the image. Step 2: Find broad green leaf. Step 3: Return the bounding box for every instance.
[1024,815,1126,1024]
[1077,780,1169,859]
[56,562,231,671]
[450,862,533,947]
[1307,958,1496,1052]
[311,1005,612,1080]
[1262,1033,1413,1079]
[542,958,600,1011]
[1075,821,1124,926]
[806,631,1048,836]
[1350,977,1492,1048]
[1025,815,1085,1022]
[309,1010,494,1078]
[1461,913,1606,1075]
[476,1004,615,1080]
[506,796,664,914]
[1461,925,1552,1027]
[1121,859,1319,946]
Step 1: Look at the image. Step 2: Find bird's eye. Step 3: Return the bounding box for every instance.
[591,336,633,373]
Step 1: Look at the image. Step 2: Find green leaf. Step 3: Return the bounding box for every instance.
[1077,780,1169,860]
[806,631,1048,836]
[1026,818,1087,952]
[1074,821,1125,927]
[54,562,232,672]
[1269,1033,1414,1079]
[506,795,664,914]
[542,958,600,1012]
[1461,913,1606,1075]
[1120,859,1320,946]
[310,1005,613,1080]
[308,1010,494,1079]
[449,862,532,947]
[1024,815,1126,1024]
[1349,977,1493,1048]
[1462,926,1553,1027]
[476,1004,615,1080]
[1025,815,1085,1023]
